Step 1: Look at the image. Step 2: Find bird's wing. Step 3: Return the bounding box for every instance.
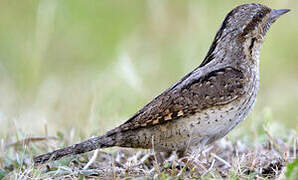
[118,66,246,132]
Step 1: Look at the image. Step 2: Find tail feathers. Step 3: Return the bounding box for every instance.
[33,135,114,164]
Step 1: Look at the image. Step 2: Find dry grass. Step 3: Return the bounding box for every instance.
[0,130,297,179]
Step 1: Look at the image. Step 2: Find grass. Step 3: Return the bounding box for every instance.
[0,0,297,179]
[0,127,297,179]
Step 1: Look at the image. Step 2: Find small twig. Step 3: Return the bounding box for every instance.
[6,136,58,148]
[151,135,161,174]
[202,145,213,155]
[202,159,216,177]
[83,149,99,170]
[264,127,282,155]
[211,153,232,168]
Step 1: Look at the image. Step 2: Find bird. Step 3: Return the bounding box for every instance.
[34,3,290,164]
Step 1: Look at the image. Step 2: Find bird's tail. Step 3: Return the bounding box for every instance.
[33,134,115,164]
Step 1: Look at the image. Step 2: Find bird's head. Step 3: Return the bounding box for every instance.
[222,3,290,41]
[199,3,290,68]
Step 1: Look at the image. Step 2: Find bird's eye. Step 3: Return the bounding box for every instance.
[257,11,265,18]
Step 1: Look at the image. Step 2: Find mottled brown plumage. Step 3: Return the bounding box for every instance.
[34,3,290,164]
[119,67,245,131]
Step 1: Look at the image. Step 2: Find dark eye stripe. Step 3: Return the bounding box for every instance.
[242,8,270,36]
[249,37,257,55]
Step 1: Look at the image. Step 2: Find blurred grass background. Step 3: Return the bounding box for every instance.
[0,0,297,144]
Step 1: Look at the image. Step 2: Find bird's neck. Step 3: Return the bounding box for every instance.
[200,30,264,73]
[242,36,263,67]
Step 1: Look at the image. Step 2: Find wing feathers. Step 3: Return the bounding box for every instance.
[119,67,245,131]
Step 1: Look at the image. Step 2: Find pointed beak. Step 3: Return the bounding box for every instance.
[270,9,290,21]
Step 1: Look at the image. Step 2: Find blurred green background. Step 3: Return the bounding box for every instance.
[0,0,297,143]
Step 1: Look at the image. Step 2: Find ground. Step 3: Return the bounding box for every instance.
[0,130,297,179]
